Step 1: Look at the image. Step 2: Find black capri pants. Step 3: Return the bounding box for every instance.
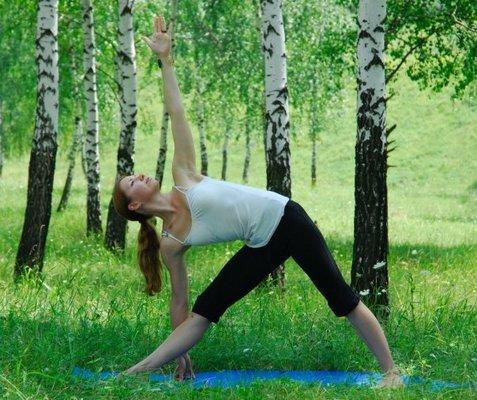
[192,200,361,323]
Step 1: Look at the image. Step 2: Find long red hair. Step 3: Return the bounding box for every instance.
[112,176,162,295]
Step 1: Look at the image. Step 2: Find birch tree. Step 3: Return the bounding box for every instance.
[15,0,59,276]
[57,52,83,212]
[307,70,343,187]
[260,0,291,287]
[285,0,351,186]
[155,110,169,186]
[352,0,389,318]
[310,90,318,186]
[195,73,208,176]
[242,101,253,183]
[105,0,138,251]
[260,0,291,197]
[172,0,214,177]
[81,0,102,234]
[155,0,177,188]
[221,112,231,181]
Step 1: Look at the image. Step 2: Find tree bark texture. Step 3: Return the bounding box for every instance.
[221,115,231,181]
[57,52,82,212]
[80,130,88,178]
[311,134,317,186]
[260,0,291,198]
[155,110,169,187]
[352,0,390,319]
[260,0,291,286]
[81,0,102,234]
[15,0,59,276]
[105,0,138,251]
[195,75,208,176]
[310,92,318,187]
[155,0,177,188]
[242,108,252,183]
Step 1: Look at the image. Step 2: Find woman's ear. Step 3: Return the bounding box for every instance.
[128,201,141,211]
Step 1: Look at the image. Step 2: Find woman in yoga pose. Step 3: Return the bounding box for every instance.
[113,16,403,388]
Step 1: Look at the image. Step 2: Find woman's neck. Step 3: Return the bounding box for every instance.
[146,190,178,229]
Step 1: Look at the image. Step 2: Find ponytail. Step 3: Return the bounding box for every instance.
[137,219,163,295]
[112,176,163,295]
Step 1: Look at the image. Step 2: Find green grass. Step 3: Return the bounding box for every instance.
[0,74,476,399]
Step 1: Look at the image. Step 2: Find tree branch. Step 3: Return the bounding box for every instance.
[386,31,435,84]
[95,66,120,103]
[60,14,118,52]
[451,10,477,34]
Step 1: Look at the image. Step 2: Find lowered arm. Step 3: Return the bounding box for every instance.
[122,241,210,375]
[161,243,189,329]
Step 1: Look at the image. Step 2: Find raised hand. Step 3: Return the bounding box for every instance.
[142,15,172,59]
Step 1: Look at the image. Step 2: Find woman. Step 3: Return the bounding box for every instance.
[113,16,404,388]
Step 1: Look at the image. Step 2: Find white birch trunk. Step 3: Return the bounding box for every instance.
[221,116,231,181]
[356,0,387,151]
[155,110,169,186]
[260,0,290,288]
[80,126,88,178]
[57,53,82,212]
[260,0,291,198]
[57,115,82,212]
[310,85,319,186]
[105,0,138,250]
[242,106,252,183]
[115,0,137,176]
[195,75,208,176]
[81,0,102,234]
[155,0,177,187]
[352,0,389,318]
[15,0,59,274]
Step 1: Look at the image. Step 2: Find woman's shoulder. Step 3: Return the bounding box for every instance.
[160,234,191,256]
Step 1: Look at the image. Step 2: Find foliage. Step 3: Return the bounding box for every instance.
[0,0,37,155]
[338,0,477,97]
[1,0,474,159]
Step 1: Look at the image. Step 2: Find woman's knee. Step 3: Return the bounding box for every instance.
[328,287,361,318]
[191,291,224,324]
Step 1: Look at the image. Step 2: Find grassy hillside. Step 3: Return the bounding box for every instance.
[0,74,475,399]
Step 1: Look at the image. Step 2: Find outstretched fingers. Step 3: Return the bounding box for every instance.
[159,15,167,33]
[154,16,161,35]
[154,15,168,35]
[142,35,153,48]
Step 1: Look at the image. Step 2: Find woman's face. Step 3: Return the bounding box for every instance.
[119,173,159,211]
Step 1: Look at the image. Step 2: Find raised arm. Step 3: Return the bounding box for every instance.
[143,16,198,184]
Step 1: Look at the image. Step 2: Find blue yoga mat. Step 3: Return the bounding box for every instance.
[72,366,475,392]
